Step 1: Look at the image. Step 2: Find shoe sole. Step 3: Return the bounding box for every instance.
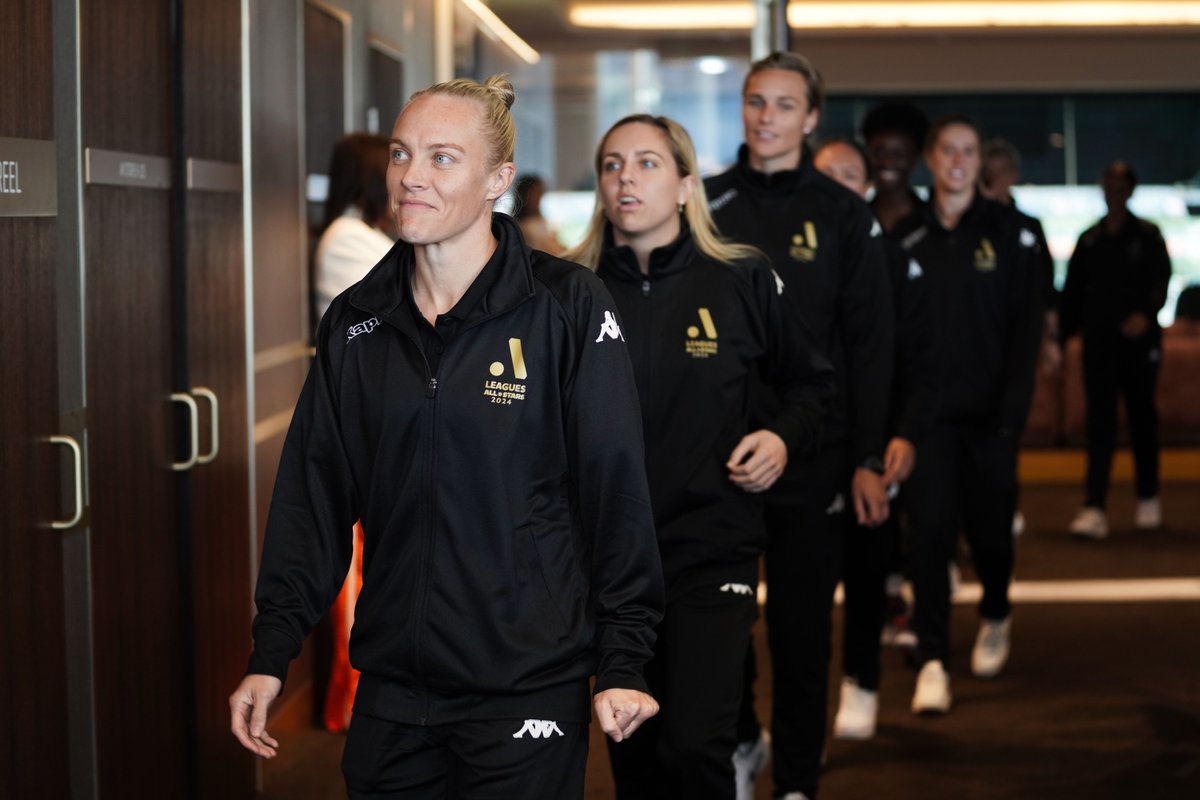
[833,726,876,740]
[1069,529,1108,541]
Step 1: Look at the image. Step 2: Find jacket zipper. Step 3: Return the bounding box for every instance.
[413,352,438,725]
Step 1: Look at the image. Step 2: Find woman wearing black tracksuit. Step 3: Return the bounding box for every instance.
[569,114,834,799]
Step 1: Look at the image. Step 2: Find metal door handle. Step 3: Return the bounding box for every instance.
[50,435,84,530]
[192,387,219,464]
[170,392,200,471]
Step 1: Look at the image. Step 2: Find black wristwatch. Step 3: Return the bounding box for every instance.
[859,456,886,475]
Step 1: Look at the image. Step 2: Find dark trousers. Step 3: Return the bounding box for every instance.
[341,712,588,799]
[1083,337,1161,507]
[907,422,1017,667]
[757,447,848,799]
[608,579,759,800]
[840,508,898,691]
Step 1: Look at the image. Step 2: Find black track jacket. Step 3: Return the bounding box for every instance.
[893,193,1047,433]
[1059,213,1172,346]
[596,226,835,591]
[705,146,893,478]
[247,215,664,722]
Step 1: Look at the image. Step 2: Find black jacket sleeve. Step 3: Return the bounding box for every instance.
[557,269,665,696]
[247,311,357,682]
[1140,221,1172,320]
[1058,232,1088,343]
[1001,215,1049,434]
[890,247,938,444]
[752,261,835,458]
[839,208,895,465]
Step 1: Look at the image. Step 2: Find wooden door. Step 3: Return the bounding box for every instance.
[80,0,190,793]
[0,2,70,796]
[183,0,255,795]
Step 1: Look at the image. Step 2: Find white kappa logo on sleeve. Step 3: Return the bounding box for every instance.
[720,582,755,596]
[513,719,565,739]
[595,310,625,342]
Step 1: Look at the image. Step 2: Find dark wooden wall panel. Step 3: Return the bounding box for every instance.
[84,186,187,795]
[0,218,68,799]
[304,3,346,177]
[0,1,68,796]
[81,0,170,153]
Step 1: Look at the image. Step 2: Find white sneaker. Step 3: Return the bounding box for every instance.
[911,660,952,715]
[780,794,812,800]
[1069,507,1109,540]
[971,616,1011,678]
[732,729,770,800]
[833,677,878,740]
[1135,497,1162,530]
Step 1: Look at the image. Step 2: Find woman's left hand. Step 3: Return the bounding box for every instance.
[726,429,788,493]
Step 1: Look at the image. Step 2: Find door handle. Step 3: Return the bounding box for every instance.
[49,435,84,530]
[170,392,200,471]
[192,387,219,465]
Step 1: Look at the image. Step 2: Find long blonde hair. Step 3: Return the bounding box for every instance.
[566,114,762,269]
[405,74,517,170]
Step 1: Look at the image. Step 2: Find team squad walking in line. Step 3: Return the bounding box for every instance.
[231,50,1173,799]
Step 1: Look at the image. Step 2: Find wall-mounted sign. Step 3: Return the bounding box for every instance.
[85,147,170,189]
[0,137,57,217]
[187,158,242,193]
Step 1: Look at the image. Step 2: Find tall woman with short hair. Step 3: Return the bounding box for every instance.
[231,76,665,799]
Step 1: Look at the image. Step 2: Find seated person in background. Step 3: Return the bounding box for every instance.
[313,133,396,322]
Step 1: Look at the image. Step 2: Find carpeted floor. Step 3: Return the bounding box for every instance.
[259,479,1200,800]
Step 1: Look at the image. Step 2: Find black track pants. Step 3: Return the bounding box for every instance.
[608,577,759,800]
[906,422,1017,667]
[1083,337,1161,508]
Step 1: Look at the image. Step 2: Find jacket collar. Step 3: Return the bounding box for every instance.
[921,188,989,233]
[732,143,815,195]
[349,213,536,336]
[598,222,696,284]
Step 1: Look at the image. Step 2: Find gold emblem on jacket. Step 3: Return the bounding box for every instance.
[686,308,719,358]
[484,337,528,404]
[974,238,997,271]
[789,221,819,262]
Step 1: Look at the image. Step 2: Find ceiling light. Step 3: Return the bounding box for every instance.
[567,2,1200,31]
[698,57,729,75]
[460,0,541,63]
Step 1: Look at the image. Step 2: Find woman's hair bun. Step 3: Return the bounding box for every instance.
[484,75,516,110]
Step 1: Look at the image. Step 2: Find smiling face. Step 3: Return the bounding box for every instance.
[926,122,981,199]
[815,141,870,199]
[742,68,820,174]
[599,121,693,253]
[387,94,513,248]
[867,129,918,193]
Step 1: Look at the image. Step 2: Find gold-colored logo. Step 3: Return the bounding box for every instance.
[974,238,997,271]
[789,221,818,262]
[686,308,719,358]
[484,337,528,404]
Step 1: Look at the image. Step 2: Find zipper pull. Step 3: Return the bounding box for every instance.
[642,279,650,297]
[426,377,437,398]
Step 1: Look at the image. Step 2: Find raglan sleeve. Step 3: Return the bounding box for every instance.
[1057,234,1087,343]
[1000,217,1049,434]
[840,204,896,466]
[751,260,835,458]
[1141,222,1172,319]
[246,310,358,683]
[559,268,664,696]
[891,246,939,445]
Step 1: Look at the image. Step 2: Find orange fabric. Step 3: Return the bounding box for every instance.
[323,521,364,732]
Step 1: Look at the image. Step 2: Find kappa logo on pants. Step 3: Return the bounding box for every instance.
[513,719,564,739]
[719,582,755,596]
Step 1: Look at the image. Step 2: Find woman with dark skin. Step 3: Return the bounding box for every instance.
[863,102,928,234]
